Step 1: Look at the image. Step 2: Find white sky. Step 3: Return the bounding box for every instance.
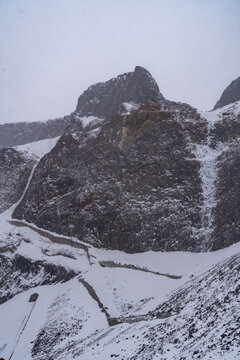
[0,0,240,124]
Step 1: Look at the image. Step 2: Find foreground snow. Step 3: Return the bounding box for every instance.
[0,204,240,359]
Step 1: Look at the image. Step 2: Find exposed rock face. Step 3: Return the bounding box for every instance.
[214,76,240,110]
[0,148,36,213]
[0,254,77,304]
[0,66,163,148]
[13,101,207,252]
[76,66,164,119]
[211,104,240,249]
[0,117,71,149]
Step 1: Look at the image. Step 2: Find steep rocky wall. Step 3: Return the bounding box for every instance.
[76,66,163,119]
[13,101,207,252]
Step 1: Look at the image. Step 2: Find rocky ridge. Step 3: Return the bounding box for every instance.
[214,76,240,110]
[0,66,162,148]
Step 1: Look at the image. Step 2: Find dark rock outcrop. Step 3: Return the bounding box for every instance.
[13,101,207,252]
[212,141,240,250]
[0,254,77,304]
[76,66,164,119]
[214,76,240,110]
[0,148,36,213]
[207,104,240,250]
[0,66,163,148]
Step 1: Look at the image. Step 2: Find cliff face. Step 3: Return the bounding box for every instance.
[10,68,240,253]
[76,66,164,119]
[13,100,208,252]
[214,76,240,110]
[211,102,240,250]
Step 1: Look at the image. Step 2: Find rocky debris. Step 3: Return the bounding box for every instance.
[76,66,164,120]
[13,100,207,252]
[0,147,36,213]
[0,254,77,304]
[0,116,72,149]
[214,76,240,110]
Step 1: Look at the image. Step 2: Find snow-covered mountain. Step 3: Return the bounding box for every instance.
[0,67,240,359]
[12,93,240,253]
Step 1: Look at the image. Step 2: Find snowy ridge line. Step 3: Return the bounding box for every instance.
[9,219,93,265]
[99,260,182,279]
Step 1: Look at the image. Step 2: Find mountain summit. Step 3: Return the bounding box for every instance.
[214,76,240,110]
[75,66,164,119]
[0,66,164,148]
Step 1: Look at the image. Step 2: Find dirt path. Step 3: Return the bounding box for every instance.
[99,260,182,279]
[9,219,93,265]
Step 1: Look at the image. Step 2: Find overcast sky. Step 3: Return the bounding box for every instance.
[0,0,240,124]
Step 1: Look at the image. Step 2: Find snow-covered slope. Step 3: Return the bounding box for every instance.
[14,136,60,160]
[0,137,60,215]
[0,203,239,359]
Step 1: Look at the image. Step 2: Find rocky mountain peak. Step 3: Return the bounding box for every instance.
[75,66,164,120]
[214,76,240,110]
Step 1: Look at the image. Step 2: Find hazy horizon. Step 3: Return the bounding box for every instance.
[1,0,240,124]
